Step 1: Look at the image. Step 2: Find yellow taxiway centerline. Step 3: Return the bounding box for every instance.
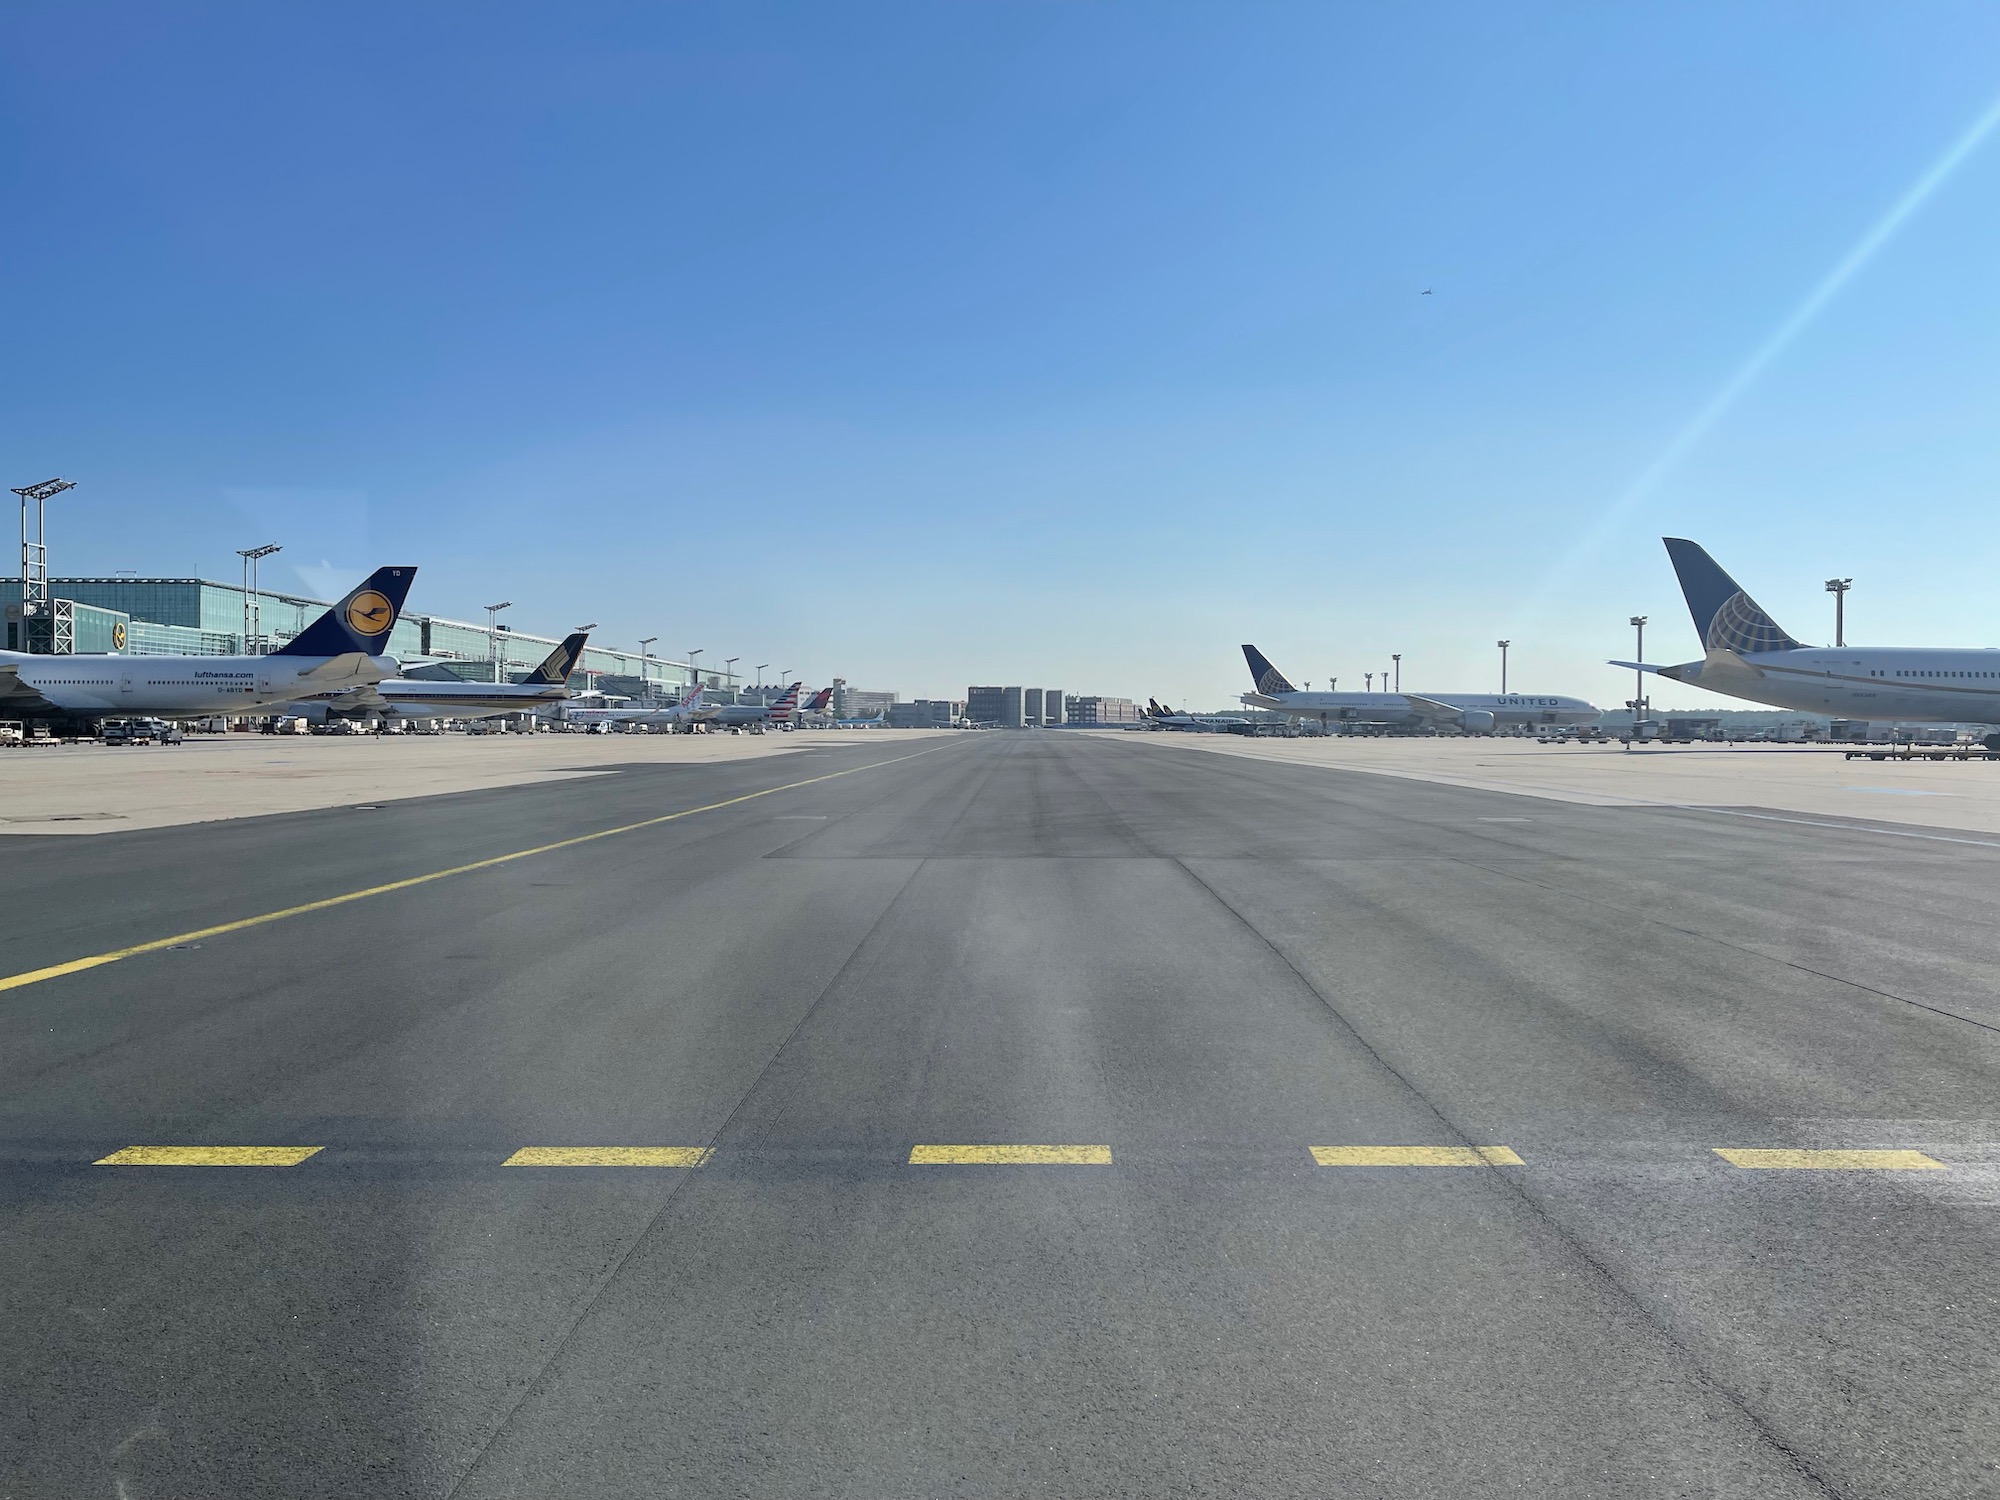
[0,746,949,997]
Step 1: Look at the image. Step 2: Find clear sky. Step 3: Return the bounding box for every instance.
[5,3,1998,707]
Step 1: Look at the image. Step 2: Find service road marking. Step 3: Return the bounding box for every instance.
[1712,1148,1944,1170]
[96,1145,323,1167]
[503,1147,710,1167]
[1311,1145,1524,1167]
[909,1145,1113,1165]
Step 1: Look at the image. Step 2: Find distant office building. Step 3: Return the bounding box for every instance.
[966,686,1007,725]
[889,699,963,728]
[844,689,895,720]
[1043,689,1063,726]
[999,685,1026,727]
[1024,688,1044,723]
[1064,695,1140,726]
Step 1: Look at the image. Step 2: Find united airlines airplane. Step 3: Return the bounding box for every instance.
[0,566,415,724]
[1627,538,2000,749]
[1239,645,1600,732]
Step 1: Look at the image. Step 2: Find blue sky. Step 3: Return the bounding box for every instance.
[5,3,1998,706]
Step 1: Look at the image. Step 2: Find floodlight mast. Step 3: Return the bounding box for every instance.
[237,543,281,653]
[486,601,513,683]
[13,478,75,654]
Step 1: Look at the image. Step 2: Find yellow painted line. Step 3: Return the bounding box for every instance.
[909,1144,1113,1165]
[0,746,950,996]
[96,1145,323,1167]
[1311,1145,1524,1167]
[1712,1148,1944,1170]
[503,1146,710,1167]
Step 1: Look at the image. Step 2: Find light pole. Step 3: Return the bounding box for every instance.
[1365,673,1374,691]
[688,648,704,689]
[1392,654,1401,692]
[1825,578,1852,647]
[638,637,656,693]
[755,662,769,689]
[236,543,281,653]
[485,601,513,683]
[1496,640,1511,694]
[1629,616,1648,731]
[725,656,739,691]
[14,478,75,654]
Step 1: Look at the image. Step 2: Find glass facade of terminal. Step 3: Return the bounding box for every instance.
[0,578,704,692]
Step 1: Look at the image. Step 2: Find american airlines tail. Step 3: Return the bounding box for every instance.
[1240,645,1298,696]
[1663,539,1805,654]
[274,566,417,658]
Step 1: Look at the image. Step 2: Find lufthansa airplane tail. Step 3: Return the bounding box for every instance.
[1240,644,1297,696]
[1663,539,1804,654]
[524,632,588,686]
[275,566,417,657]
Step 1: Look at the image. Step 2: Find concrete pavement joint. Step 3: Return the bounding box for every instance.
[1165,848,1850,1500]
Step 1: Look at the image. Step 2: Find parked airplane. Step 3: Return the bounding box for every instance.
[0,566,416,724]
[700,681,803,730]
[1239,644,1600,731]
[1624,538,2000,749]
[1144,699,1253,731]
[297,632,588,724]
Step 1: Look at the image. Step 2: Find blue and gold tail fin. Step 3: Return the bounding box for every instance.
[1240,644,1297,695]
[1662,540,1803,654]
[274,566,417,657]
[525,632,588,685]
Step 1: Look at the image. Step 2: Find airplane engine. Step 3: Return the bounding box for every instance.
[1458,710,1496,734]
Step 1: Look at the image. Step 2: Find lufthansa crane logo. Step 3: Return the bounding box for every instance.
[111,621,127,650]
[345,590,394,637]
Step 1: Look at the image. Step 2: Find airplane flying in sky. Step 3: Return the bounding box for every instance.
[296,632,588,724]
[1239,644,1600,732]
[1624,539,2000,749]
[0,566,416,724]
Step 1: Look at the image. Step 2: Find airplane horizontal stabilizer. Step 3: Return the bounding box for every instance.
[292,651,381,683]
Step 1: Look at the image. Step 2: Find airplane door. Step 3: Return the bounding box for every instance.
[119,672,133,696]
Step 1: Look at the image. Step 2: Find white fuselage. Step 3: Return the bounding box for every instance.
[297,677,572,722]
[1662,646,2000,723]
[1,650,394,719]
[1243,690,1600,727]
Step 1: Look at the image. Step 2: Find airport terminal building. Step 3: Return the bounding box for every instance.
[0,576,702,692]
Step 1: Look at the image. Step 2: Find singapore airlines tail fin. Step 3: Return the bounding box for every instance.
[275,566,417,657]
[1662,540,1804,655]
[524,632,589,686]
[1240,644,1297,696]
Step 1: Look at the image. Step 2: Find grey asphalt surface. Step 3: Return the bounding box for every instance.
[4,731,1997,1498]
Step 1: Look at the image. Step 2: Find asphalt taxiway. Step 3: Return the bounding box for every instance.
[3,732,1995,1497]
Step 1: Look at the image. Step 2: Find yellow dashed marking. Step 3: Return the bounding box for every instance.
[0,746,951,996]
[1311,1145,1524,1167]
[1713,1148,1944,1170]
[909,1145,1113,1165]
[95,1145,323,1167]
[502,1147,710,1167]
